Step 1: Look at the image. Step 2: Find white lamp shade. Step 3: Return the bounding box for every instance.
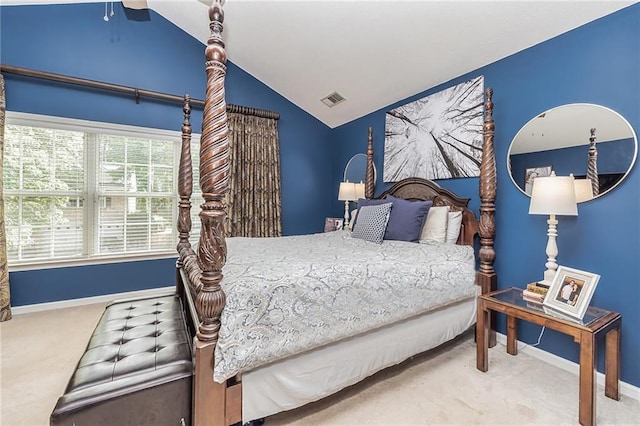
[574,178,594,203]
[354,182,365,200]
[529,174,578,216]
[338,182,357,201]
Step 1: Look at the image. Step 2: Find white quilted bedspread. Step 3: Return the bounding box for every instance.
[213,230,477,382]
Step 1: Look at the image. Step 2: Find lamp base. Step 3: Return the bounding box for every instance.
[343,200,350,230]
[538,267,558,288]
[538,214,560,290]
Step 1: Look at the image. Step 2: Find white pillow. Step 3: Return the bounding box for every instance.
[420,206,449,242]
[349,209,358,231]
[445,211,463,244]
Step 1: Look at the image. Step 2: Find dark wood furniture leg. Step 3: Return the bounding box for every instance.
[578,317,621,426]
[506,315,517,355]
[489,312,497,348]
[579,330,596,426]
[476,299,489,372]
[605,322,621,400]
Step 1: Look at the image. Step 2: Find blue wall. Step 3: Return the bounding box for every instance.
[333,4,639,387]
[1,3,332,305]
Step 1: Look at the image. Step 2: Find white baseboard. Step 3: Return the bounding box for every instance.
[11,286,175,315]
[496,332,640,402]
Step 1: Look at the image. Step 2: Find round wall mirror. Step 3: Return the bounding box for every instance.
[344,153,377,184]
[508,104,637,201]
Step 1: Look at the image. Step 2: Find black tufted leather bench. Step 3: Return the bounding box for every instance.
[50,294,192,426]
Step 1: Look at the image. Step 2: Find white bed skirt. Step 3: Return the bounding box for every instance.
[242,292,478,422]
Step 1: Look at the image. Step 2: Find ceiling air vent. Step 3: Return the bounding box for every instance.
[321,92,346,108]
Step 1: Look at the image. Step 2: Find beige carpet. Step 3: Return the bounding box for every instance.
[1,302,638,426]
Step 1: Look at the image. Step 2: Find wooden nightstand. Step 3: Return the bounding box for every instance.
[476,287,621,426]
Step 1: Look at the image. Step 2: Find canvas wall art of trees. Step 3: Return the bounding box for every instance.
[383,76,484,181]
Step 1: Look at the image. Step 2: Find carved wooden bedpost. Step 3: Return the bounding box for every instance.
[176,95,193,299]
[587,128,599,196]
[194,1,232,425]
[365,127,375,199]
[478,88,497,346]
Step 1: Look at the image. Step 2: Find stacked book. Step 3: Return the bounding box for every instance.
[522,282,549,304]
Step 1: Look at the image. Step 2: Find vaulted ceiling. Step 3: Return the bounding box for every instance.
[2,1,636,128]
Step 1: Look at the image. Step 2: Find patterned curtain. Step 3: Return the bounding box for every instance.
[0,74,12,321]
[226,113,282,237]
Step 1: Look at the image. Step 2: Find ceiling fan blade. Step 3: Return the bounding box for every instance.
[122,0,149,10]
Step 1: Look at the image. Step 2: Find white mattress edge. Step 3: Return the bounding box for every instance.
[242,295,478,422]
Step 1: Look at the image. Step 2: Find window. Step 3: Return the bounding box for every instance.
[4,113,202,267]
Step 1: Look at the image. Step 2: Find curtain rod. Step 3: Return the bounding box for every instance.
[0,64,279,120]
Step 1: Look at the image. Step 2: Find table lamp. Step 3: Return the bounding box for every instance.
[573,176,594,203]
[338,181,357,229]
[528,172,577,286]
[354,182,365,200]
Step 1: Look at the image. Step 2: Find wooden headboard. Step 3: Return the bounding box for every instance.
[373,177,478,246]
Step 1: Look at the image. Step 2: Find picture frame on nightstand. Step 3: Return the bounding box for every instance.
[324,217,344,232]
[543,265,600,320]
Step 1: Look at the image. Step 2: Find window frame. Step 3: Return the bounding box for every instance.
[5,111,201,272]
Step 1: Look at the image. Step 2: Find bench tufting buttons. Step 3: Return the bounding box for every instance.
[50,296,192,425]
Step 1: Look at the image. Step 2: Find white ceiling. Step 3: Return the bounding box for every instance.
[2,1,637,128]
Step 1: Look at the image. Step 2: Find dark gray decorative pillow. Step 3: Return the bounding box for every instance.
[351,203,392,244]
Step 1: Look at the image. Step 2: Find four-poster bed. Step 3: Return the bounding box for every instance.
[177,1,496,424]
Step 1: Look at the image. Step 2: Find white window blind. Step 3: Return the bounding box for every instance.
[96,134,176,255]
[4,126,86,262]
[189,141,204,248]
[3,113,202,267]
